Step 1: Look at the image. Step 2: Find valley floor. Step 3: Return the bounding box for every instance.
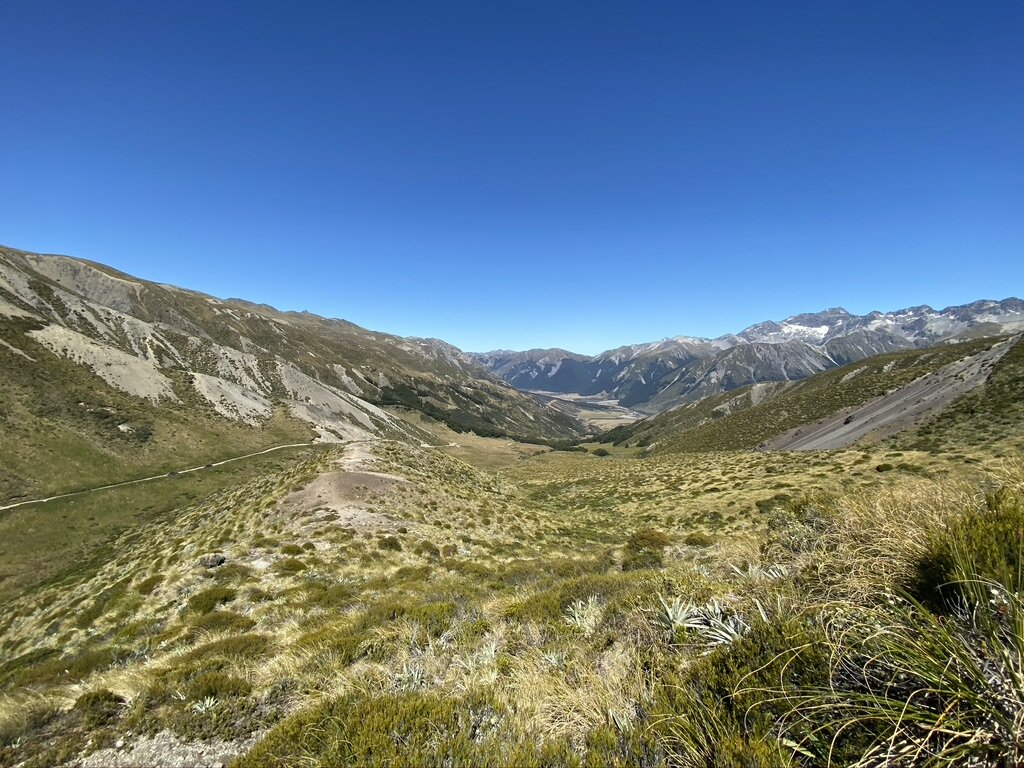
[1,428,1021,767]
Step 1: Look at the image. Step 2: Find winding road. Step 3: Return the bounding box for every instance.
[0,442,317,512]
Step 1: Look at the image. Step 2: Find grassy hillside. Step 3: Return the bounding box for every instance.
[896,333,1024,454]
[599,336,1006,453]
[0,246,587,474]
[0,315,319,501]
[2,427,1018,766]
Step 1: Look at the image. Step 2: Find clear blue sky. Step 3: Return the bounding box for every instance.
[1,2,1021,354]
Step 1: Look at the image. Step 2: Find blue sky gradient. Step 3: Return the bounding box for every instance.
[1,1,1021,354]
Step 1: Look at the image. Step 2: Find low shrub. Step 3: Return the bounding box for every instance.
[186,586,237,614]
[626,528,671,553]
[73,689,125,727]
[684,531,714,548]
[189,610,255,635]
[414,540,441,561]
[913,485,1024,610]
[274,557,307,574]
[136,574,163,595]
[186,671,252,700]
[622,548,663,571]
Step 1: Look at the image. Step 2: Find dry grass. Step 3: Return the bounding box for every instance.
[1,429,1018,766]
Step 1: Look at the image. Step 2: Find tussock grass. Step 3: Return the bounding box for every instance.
[1,434,1021,766]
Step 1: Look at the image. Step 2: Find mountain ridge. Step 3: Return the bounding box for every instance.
[472,298,1024,413]
[0,245,586,500]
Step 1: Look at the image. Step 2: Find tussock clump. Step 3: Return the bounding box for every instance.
[622,528,671,571]
[73,689,125,727]
[913,485,1024,610]
[186,586,237,614]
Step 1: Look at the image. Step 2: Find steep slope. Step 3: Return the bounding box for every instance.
[894,333,1024,454]
[598,335,1016,453]
[0,246,585,500]
[474,300,1024,413]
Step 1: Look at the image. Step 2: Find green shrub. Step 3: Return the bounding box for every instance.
[186,586,237,614]
[622,548,663,571]
[621,528,670,570]
[914,486,1024,610]
[136,574,163,595]
[684,531,714,548]
[591,447,610,457]
[280,543,303,556]
[274,557,307,574]
[626,528,671,553]
[185,671,251,700]
[378,536,402,552]
[73,689,125,727]
[414,540,441,561]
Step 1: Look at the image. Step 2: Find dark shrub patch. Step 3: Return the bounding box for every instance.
[274,557,307,574]
[186,671,252,700]
[73,689,125,727]
[186,586,237,614]
[684,532,714,548]
[136,574,163,595]
[914,486,1024,610]
[626,528,671,553]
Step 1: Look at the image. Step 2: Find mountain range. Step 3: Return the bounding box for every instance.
[471,299,1024,413]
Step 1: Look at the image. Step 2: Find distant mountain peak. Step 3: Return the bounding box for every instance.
[473,298,1024,414]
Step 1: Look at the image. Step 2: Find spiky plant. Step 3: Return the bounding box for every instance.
[650,595,750,648]
[563,596,603,637]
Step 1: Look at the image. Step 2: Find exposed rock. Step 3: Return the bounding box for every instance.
[198,553,226,568]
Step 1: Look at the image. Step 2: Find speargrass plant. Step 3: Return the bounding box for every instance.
[563,596,603,637]
[651,594,750,649]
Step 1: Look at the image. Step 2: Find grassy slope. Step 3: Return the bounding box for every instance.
[600,336,1004,453]
[0,446,327,601]
[895,333,1024,454]
[0,246,587,446]
[0,316,314,501]
[1,426,1009,766]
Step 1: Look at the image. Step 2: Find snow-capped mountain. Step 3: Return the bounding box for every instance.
[472,299,1024,413]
